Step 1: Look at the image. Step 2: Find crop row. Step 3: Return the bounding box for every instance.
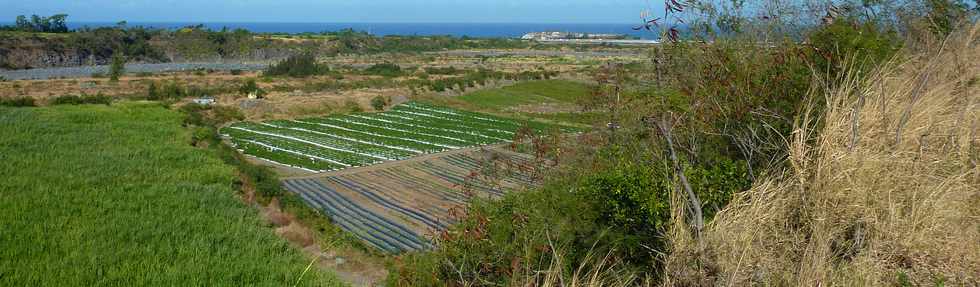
[222,102,567,171]
[281,151,534,253]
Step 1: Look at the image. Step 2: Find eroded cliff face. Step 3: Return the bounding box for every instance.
[0,36,102,69]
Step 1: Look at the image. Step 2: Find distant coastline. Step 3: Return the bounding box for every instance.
[40,22,660,39]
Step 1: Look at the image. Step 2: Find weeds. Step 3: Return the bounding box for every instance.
[665,24,980,286]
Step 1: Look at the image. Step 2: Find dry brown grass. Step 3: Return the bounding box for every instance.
[664,25,980,286]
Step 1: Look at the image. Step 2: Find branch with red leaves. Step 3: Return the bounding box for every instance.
[634,0,686,42]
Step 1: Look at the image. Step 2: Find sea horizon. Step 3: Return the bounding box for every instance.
[45,21,659,39]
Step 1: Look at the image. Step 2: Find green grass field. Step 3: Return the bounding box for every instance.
[0,103,341,286]
[455,79,589,109]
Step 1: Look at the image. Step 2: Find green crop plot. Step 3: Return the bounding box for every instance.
[221,102,577,172]
[0,103,340,286]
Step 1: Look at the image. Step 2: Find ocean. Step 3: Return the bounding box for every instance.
[60,22,657,39]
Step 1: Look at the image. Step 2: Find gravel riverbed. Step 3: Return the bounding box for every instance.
[0,62,270,80]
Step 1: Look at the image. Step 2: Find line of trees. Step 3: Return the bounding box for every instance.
[2,14,70,33]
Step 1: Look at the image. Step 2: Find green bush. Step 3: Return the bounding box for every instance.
[237,78,266,98]
[424,66,460,75]
[0,97,37,107]
[146,81,221,101]
[579,163,671,260]
[343,100,363,113]
[370,95,388,111]
[808,19,901,78]
[109,53,125,82]
[264,53,329,77]
[179,103,244,127]
[50,93,111,105]
[363,62,403,77]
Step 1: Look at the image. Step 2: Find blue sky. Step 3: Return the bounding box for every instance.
[0,0,656,23]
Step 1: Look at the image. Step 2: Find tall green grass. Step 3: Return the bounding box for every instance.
[0,103,342,286]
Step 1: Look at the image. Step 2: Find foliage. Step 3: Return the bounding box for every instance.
[1,14,69,33]
[49,93,112,105]
[109,53,125,82]
[424,66,461,75]
[146,81,228,101]
[328,28,530,54]
[67,25,167,63]
[922,0,974,37]
[343,99,363,113]
[0,103,340,285]
[238,78,267,98]
[370,95,389,111]
[409,68,557,94]
[0,97,37,107]
[264,53,330,77]
[178,103,244,127]
[362,62,403,77]
[808,19,902,77]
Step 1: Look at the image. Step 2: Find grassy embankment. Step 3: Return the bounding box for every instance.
[0,102,342,286]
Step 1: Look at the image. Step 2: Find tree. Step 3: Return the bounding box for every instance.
[109,53,125,82]
[48,14,68,33]
[15,15,30,31]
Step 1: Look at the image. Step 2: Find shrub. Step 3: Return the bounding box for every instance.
[50,93,111,105]
[808,19,901,78]
[264,54,329,77]
[179,103,244,127]
[424,66,460,75]
[0,96,37,107]
[343,100,362,113]
[370,95,388,111]
[237,78,266,98]
[229,69,243,75]
[109,53,125,82]
[146,81,219,101]
[211,105,245,124]
[363,62,403,77]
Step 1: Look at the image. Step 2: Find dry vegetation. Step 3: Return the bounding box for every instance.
[664,25,979,286]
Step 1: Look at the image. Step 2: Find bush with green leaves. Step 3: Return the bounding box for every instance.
[343,99,363,113]
[109,53,125,82]
[370,95,388,111]
[0,97,37,107]
[146,81,225,101]
[50,93,112,105]
[808,18,902,78]
[178,103,244,127]
[362,62,403,77]
[264,53,329,77]
[237,78,267,98]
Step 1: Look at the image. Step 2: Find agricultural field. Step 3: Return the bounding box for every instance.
[282,148,539,253]
[454,79,590,109]
[220,101,574,172]
[0,103,339,286]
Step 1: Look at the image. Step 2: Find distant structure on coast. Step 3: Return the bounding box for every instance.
[521,31,628,41]
[521,31,658,45]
